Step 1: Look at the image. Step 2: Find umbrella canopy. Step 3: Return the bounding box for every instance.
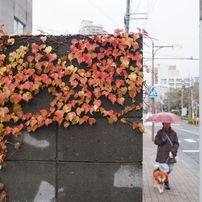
[145,112,184,123]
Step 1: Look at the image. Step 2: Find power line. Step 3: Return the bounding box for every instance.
[86,0,122,29]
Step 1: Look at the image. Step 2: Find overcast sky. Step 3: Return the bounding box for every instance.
[33,0,199,84]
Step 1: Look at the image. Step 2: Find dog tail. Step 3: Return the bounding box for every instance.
[153,163,160,171]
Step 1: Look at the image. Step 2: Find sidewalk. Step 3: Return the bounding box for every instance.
[143,129,199,202]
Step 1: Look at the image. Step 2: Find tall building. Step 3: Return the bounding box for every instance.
[78,20,104,35]
[0,0,32,34]
[157,64,194,89]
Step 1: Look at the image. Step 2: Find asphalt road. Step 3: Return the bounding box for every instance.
[144,121,199,163]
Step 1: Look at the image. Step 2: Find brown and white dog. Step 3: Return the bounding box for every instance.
[153,164,169,193]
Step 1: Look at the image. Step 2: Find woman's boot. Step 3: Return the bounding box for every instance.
[165,181,170,190]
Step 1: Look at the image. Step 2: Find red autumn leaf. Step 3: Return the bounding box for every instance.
[66,112,76,121]
[76,107,83,116]
[0,54,5,61]
[63,121,70,128]
[70,80,78,88]
[107,110,114,116]
[27,55,34,63]
[30,118,38,127]
[132,42,139,51]
[97,53,104,60]
[40,109,48,117]
[22,92,32,102]
[47,53,57,62]
[133,53,142,61]
[12,115,19,123]
[108,93,116,105]
[115,79,125,88]
[55,110,64,119]
[50,73,59,80]
[37,115,44,124]
[0,107,9,117]
[93,88,101,98]
[136,61,143,69]
[32,43,39,54]
[35,53,43,62]
[71,39,79,45]
[24,113,32,119]
[45,118,53,126]
[5,126,13,134]
[132,122,138,129]
[88,118,96,126]
[93,99,101,110]
[81,103,90,114]
[11,93,22,104]
[12,124,23,136]
[25,68,35,75]
[78,118,85,125]
[117,97,125,105]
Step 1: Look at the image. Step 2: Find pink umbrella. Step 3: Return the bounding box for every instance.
[145,112,184,123]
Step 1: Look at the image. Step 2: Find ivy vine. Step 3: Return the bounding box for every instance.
[0,28,145,200]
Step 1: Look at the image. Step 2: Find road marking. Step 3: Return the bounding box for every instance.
[182,150,199,152]
[172,127,199,135]
[184,139,196,143]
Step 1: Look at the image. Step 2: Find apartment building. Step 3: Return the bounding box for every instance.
[0,0,32,34]
[78,20,104,35]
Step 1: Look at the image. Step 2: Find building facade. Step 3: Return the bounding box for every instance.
[78,20,104,35]
[0,0,32,34]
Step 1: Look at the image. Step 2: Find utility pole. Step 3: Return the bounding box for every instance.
[199,1,202,201]
[125,0,130,33]
[124,0,147,33]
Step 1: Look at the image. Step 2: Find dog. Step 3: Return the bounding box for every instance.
[153,163,169,193]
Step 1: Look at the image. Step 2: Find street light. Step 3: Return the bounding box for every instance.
[151,42,182,141]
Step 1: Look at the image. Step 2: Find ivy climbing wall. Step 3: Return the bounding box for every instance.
[0,30,143,201]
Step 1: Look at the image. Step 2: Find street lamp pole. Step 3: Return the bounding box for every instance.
[151,43,182,141]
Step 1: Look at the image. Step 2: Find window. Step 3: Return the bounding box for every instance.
[14,18,24,34]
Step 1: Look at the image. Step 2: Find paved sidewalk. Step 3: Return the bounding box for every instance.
[143,129,199,202]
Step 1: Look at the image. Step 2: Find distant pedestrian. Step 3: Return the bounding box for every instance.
[154,122,179,190]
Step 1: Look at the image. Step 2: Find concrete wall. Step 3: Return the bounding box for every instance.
[1,34,143,201]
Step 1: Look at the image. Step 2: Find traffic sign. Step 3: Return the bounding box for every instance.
[148,87,158,98]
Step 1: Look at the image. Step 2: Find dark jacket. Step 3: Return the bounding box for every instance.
[154,126,179,164]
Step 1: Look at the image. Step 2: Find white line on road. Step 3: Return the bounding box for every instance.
[184,139,197,143]
[172,127,199,135]
[182,150,199,152]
